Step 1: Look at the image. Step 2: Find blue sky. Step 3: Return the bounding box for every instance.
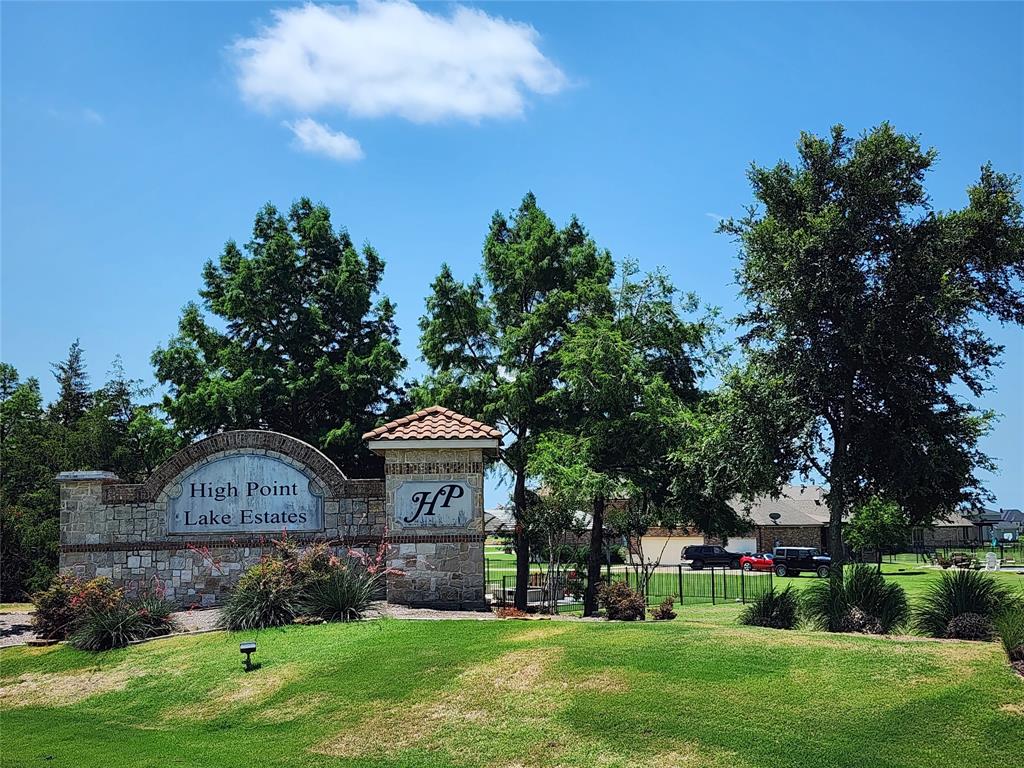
[2,1,1022,508]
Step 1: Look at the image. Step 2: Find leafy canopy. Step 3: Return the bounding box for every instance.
[721,124,1024,546]
[153,199,405,475]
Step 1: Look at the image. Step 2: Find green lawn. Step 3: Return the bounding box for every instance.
[3,614,1022,768]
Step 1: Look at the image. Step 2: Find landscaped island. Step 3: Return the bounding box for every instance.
[2,612,1022,768]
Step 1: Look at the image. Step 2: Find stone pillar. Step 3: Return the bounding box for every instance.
[364,406,501,611]
[57,471,122,579]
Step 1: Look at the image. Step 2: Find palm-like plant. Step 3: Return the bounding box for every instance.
[914,569,1018,639]
[803,564,909,634]
[739,586,799,629]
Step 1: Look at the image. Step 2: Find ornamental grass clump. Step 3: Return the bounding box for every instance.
[993,605,1024,675]
[299,566,380,622]
[913,569,1017,639]
[738,586,799,630]
[69,592,178,651]
[802,564,908,634]
[219,558,301,630]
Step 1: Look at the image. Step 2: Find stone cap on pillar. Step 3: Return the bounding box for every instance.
[363,406,501,455]
[55,471,122,483]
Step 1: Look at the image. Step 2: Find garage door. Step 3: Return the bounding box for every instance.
[640,536,704,565]
[727,537,758,554]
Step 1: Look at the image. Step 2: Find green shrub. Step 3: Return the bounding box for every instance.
[649,597,677,621]
[219,558,300,630]
[299,566,380,622]
[739,586,799,629]
[842,563,909,633]
[133,592,178,636]
[31,574,123,640]
[69,602,149,651]
[802,565,908,634]
[598,581,646,621]
[913,569,1017,638]
[993,605,1024,663]
[295,542,336,584]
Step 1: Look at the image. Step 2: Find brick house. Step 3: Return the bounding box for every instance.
[639,485,830,563]
[640,484,983,564]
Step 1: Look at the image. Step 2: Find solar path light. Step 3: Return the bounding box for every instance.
[240,641,257,672]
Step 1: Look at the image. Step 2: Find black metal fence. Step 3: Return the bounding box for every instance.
[486,560,773,615]
[877,542,1023,565]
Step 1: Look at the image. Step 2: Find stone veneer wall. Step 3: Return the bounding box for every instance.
[382,447,486,610]
[59,431,385,608]
[754,525,826,552]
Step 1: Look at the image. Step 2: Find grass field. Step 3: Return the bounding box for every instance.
[3,610,1023,768]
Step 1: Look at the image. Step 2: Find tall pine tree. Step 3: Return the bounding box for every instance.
[152,199,405,476]
[416,193,614,609]
[48,339,91,427]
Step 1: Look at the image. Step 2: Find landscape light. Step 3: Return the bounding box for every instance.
[240,641,257,672]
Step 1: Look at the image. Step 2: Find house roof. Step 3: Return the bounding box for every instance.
[731,485,831,528]
[484,507,516,533]
[362,406,502,443]
[933,512,977,528]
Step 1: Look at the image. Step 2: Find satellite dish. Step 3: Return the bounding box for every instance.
[769,512,781,524]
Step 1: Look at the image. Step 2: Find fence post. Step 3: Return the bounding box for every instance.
[677,564,684,606]
[723,569,728,601]
[711,567,716,605]
[741,567,746,603]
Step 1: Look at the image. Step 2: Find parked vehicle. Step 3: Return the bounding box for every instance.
[683,545,741,570]
[771,547,831,578]
[739,552,775,572]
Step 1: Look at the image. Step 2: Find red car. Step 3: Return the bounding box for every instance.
[739,553,775,572]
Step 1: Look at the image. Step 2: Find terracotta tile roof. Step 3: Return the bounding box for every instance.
[362,406,502,442]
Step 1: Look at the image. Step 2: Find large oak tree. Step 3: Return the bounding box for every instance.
[721,124,1024,586]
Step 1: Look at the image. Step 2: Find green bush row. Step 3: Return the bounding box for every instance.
[739,566,1024,661]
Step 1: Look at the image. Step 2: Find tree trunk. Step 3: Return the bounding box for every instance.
[584,495,606,617]
[513,469,530,611]
[828,482,846,591]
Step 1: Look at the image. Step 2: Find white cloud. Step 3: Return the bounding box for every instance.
[81,108,104,125]
[285,117,364,161]
[232,0,567,123]
[705,212,724,222]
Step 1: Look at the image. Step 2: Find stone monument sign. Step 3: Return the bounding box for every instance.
[58,408,500,610]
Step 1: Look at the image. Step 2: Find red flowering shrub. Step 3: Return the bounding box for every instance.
[31,574,123,640]
[598,581,647,621]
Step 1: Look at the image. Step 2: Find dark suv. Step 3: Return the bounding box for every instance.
[683,545,741,570]
[771,546,831,578]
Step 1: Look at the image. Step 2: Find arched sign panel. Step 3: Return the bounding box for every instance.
[167,454,324,535]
